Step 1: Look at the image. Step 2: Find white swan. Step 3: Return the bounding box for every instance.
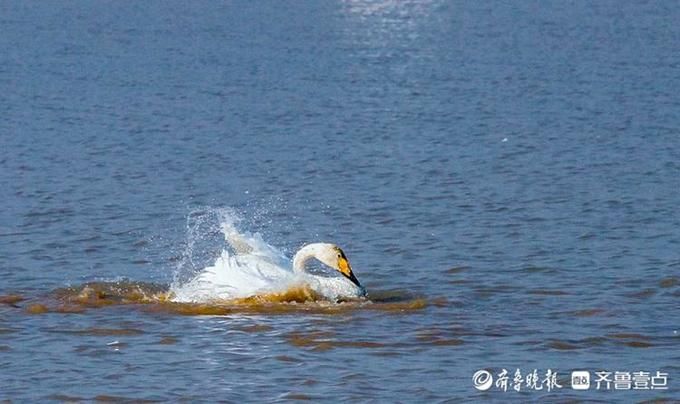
[171,225,366,302]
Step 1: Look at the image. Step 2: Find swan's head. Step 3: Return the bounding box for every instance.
[313,244,363,290]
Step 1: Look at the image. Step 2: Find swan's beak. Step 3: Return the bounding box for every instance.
[338,257,362,288]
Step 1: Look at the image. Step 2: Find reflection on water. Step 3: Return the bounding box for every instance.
[340,0,436,60]
[341,0,435,28]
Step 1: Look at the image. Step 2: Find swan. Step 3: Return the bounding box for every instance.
[171,229,366,302]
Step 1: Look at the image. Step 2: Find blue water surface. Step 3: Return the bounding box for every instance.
[1,1,679,401]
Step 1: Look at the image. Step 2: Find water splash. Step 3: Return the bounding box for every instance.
[169,207,363,303]
[171,207,238,288]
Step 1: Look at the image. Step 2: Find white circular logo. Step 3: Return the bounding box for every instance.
[473,370,493,391]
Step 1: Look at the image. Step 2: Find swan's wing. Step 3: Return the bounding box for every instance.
[221,222,290,268]
[171,252,297,302]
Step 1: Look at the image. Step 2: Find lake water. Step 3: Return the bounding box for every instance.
[1,1,679,401]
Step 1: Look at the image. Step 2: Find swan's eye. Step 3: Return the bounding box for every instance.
[336,249,347,260]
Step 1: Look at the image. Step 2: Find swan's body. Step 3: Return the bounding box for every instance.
[171,223,366,302]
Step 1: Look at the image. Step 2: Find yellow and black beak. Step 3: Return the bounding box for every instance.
[338,256,362,288]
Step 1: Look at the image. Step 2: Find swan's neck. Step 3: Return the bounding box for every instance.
[292,243,328,273]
